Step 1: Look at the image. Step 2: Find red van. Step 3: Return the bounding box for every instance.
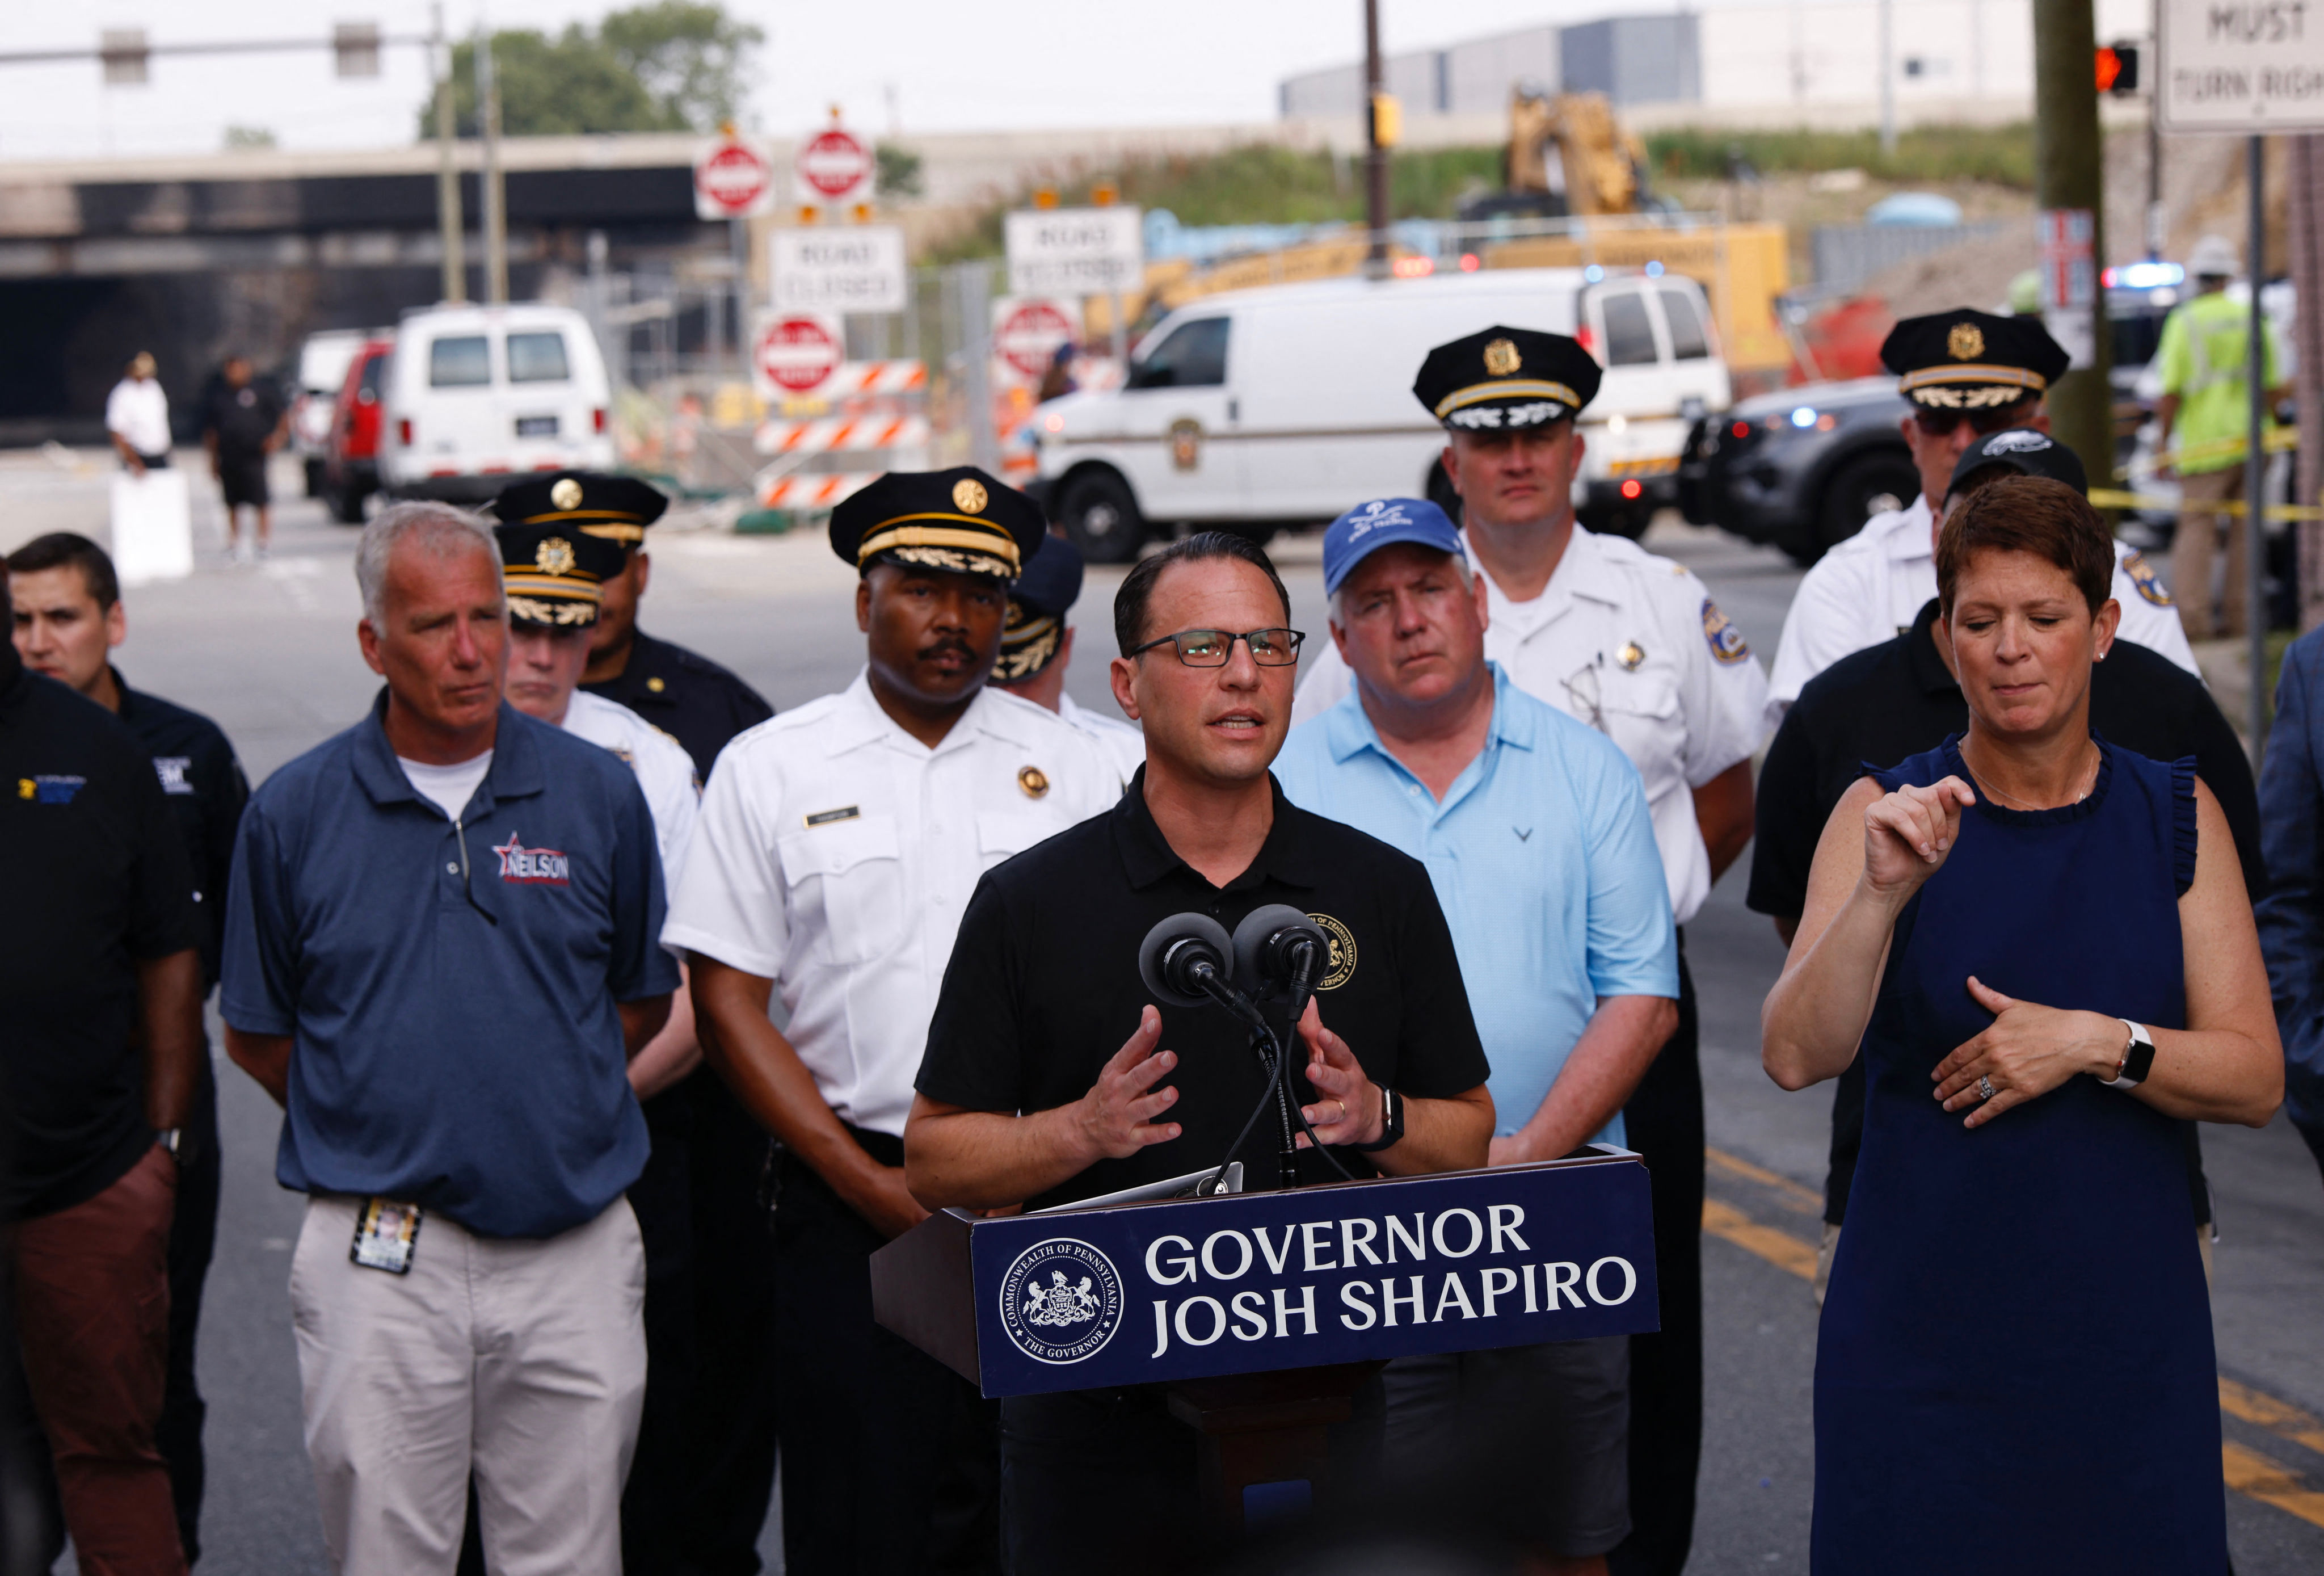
[321,337,394,524]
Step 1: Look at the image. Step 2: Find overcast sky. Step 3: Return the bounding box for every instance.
[1,1,1725,160]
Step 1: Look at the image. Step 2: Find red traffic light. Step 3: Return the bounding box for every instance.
[2096,44,2140,95]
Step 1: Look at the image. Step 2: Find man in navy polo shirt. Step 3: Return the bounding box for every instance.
[220,502,676,1576]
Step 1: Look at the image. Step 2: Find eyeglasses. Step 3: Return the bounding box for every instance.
[1912,403,2034,438]
[1560,662,1609,735]
[1129,627,1306,667]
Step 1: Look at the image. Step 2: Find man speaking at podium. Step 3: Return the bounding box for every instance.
[905,531,1494,1571]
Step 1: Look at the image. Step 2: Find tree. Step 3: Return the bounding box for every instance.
[600,2,765,132]
[421,27,668,138]
[415,3,761,140]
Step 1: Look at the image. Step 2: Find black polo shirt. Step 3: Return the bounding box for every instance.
[1746,596,2252,1224]
[917,772,1492,1211]
[582,627,773,781]
[116,669,247,989]
[0,642,200,1222]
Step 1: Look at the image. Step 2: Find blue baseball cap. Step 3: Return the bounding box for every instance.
[1321,497,1465,596]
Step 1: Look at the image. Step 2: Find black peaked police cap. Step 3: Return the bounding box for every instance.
[996,533,1085,683]
[1412,325,1602,432]
[830,467,1047,581]
[1880,309,2070,411]
[492,470,669,547]
[493,521,630,627]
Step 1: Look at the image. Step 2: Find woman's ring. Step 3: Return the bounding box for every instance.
[1976,1075,1997,1102]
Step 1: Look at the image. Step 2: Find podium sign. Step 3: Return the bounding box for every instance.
[873,1150,1657,1400]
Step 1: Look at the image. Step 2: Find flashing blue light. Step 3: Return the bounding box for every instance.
[1790,406,1818,428]
[2103,260,2186,290]
[1583,264,1605,283]
[1645,260,1665,278]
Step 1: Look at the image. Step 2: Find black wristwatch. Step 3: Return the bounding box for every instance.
[1353,1086,1404,1152]
[2101,1019,2156,1090]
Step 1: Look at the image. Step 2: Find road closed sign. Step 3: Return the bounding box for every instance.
[2161,0,2324,132]
[769,226,908,316]
[694,137,775,220]
[1005,207,1145,298]
[991,297,1081,386]
[752,312,845,397]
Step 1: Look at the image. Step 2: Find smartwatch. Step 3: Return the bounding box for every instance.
[1353,1086,1404,1152]
[2102,1020,2156,1090]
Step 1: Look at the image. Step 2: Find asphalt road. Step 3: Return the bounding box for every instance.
[10,448,2324,1574]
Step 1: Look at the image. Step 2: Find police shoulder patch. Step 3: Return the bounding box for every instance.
[1701,598,1751,664]
[2121,550,2174,607]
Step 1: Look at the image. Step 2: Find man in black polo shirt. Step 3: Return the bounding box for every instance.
[1748,430,2260,1288]
[8,531,247,1564]
[907,531,1494,1573]
[2,556,206,1575]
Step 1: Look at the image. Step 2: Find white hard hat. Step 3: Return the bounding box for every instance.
[2187,234,2240,279]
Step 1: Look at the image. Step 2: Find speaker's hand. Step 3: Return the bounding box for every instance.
[1294,998,1383,1149]
[1071,1005,1182,1163]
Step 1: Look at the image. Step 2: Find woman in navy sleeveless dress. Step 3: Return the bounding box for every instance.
[1761,475,2282,1574]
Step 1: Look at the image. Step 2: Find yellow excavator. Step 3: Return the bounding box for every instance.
[1462,85,1654,220]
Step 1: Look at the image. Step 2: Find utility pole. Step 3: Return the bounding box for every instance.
[2031,0,2112,492]
[1878,0,1897,156]
[432,5,464,303]
[1363,0,1388,270]
[475,26,508,305]
[2245,136,2269,755]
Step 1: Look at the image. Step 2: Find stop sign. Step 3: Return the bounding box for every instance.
[695,139,772,218]
[797,127,873,204]
[754,314,842,394]
[993,299,1077,383]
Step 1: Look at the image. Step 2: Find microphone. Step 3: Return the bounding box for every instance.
[1136,913,1240,1011]
[1231,905,1328,1003]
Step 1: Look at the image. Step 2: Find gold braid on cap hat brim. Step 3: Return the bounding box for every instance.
[1433,379,1582,419]
[994,616,1062,682]
[507,592,601,626]
[857,516,1023,575]
[574,522,648,544]
[1898,364,2048,404]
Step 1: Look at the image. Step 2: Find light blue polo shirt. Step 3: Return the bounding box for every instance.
[1275,664,1677,1146]
[221,694,676,1239]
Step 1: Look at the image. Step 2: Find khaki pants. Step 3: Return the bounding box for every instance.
[289,1193,646,1576]
[2174,465,2252,640]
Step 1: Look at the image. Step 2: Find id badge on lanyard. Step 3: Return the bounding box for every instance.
[350,1197,423,1274]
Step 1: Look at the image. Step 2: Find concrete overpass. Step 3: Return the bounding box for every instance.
[0,116,1456,443]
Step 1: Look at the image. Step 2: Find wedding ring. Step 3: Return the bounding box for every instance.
[1977,1075,1996,1102]
[1335,1099,1348,1120]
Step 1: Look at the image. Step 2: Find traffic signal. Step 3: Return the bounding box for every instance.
[2096,43,2140,96]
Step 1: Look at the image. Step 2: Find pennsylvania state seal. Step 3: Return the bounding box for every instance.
[998,1238,1123,1365]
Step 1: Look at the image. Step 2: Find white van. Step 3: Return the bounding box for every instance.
[376,303,616,503]
[1030,267,1729,561]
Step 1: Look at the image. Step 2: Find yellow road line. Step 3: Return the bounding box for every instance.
[1705,1146,1824,1213]
[2222,1442,2324,1532]
[1703,1183,2324,1535]
[2221,1376,2324,1457]
[1701,1197,1816,1280]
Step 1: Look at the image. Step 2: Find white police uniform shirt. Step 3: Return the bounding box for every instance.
[1293,525,1769,926]
[1766,494,2200,724]
[1059,693,1145,786]
[663,670,1121,1139]
[561,689,700,881]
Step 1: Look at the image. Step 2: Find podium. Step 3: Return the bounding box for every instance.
[872,1146,1658,1528]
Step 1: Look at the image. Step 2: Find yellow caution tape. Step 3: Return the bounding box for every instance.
[2166,426,2298,468]
[2088,487,2324,522]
